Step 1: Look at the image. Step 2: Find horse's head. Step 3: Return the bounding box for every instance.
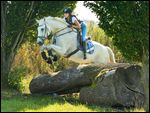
[36,16,68,46]
[36,18,52,46]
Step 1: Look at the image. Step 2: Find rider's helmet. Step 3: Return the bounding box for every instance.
[63,7,72,14]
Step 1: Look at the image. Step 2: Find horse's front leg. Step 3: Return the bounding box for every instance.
[46,44,68,56]
[39,44,53,64]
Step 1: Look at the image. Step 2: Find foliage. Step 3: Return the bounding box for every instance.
[87,21,125,62]
[84,1,149,61]
[141,50,149,112]
[8,66,28,91]
[13,42,78,74]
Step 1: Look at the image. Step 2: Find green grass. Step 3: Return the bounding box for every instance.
[1,94,117,112]
[1,92,145,112]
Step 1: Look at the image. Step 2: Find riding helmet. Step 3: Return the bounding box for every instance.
[63,7,72,14]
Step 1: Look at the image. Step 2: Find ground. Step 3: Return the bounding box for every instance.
[1,89,145,112]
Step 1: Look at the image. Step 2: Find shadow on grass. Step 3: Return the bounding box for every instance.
[1,93,120,112]
[1,89,128,112]
[1,94,65,112]
[63,96,124,112]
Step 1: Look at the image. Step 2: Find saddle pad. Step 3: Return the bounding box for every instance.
[86,40,94,54]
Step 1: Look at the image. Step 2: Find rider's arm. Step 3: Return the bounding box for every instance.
[72,20,81,29]
[71,17,81,29]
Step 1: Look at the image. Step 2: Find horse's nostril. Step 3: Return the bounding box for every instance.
[37,37,44,46]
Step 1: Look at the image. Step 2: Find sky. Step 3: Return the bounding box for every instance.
[74,1,99,23]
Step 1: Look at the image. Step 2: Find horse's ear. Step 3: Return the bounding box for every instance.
[36,19,40,23]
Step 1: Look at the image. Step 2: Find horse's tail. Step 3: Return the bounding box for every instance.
[106,47,116,63]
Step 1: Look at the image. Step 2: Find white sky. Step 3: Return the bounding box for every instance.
[74,1,99,23]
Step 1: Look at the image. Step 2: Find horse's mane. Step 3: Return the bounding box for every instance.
[54,17,67,25]
[41,16,67,25]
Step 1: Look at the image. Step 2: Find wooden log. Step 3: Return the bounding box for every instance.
[29,63,130,94]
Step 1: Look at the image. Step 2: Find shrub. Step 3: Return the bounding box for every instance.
[8,66,28,91]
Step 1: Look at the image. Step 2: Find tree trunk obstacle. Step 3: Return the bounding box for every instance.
[29,63,144,108]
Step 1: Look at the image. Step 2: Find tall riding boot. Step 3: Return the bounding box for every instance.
[83,41,87,59]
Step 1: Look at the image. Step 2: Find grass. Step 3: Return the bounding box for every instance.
[1,92,116,112]
[1,89,145,112]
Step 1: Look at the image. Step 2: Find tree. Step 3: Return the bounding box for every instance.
[84,1,149,62]
[1,1,77,88]
[84,1,149,111]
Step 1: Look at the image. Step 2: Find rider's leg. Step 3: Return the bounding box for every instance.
[82,41,87,59]
[81,22,87,59]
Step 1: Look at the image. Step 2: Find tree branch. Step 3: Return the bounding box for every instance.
[1,1,6,45]
[11,1,35,53]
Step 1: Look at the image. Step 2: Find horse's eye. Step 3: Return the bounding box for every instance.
[41,28,44,31]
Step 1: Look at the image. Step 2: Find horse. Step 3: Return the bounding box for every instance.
[36,16,116,64]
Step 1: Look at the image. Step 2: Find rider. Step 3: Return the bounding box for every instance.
[63,7,87,59]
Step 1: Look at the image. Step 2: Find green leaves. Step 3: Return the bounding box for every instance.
[85,1,149,62]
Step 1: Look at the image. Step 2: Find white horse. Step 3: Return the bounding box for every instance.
[36,16,116,64]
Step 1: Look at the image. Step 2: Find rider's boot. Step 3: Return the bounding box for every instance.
[83,41,87,60]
